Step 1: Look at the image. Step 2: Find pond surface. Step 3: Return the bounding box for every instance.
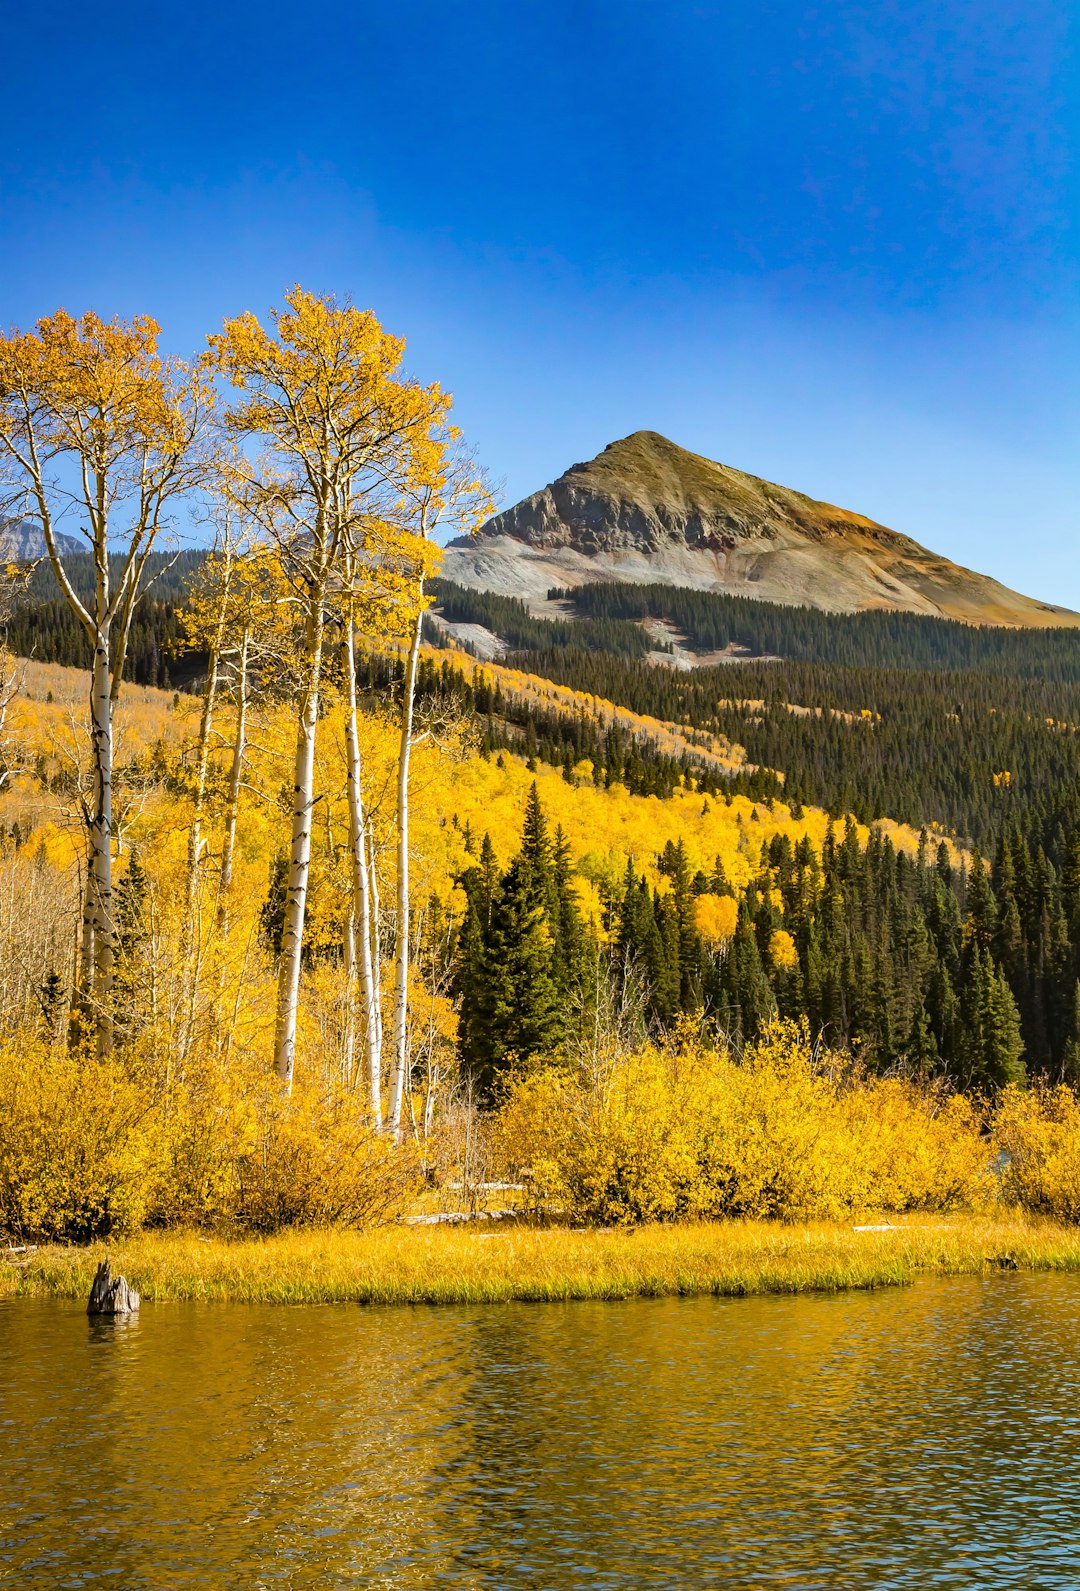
[3,1274,1080,1588]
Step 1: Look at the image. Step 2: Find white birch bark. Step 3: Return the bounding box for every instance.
[88,633,115,1060]
[217,626,249,926]
[273,588,326,1090]
[386,605,424,1137]
[342,615,383,1124]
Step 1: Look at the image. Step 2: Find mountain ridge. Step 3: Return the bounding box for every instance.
[442,432,1077,627]
[0,517,84,562]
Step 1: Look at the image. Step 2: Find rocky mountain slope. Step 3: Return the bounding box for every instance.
[441,432,1077,626]
[0,518,83,561]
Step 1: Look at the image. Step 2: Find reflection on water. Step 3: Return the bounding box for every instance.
[2,1274,1080,1587]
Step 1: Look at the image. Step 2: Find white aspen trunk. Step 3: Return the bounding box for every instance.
[342,901,357,1091]
[387,608,424,1137]
[367,812,384,1064]
[89,635,114,1061]
[186,642,221,911]
[72,860,95,1041]
[342,619,383,1126]
[181,639,221,1054]
[217,628,250,930]
[273,587,326,1090]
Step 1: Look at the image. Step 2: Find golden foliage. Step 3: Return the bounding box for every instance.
[491,1020,992,1225]
[694,892,738,945]
[0,1040,156,1241]
[994,1084,1080,1220]
[768,928,798,970]
[0,1038,421,1241]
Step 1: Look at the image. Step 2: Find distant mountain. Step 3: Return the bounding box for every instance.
[0,518,83,562]
[442,432,1078,627]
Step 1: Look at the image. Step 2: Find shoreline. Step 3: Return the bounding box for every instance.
[5,1216,1080,1307]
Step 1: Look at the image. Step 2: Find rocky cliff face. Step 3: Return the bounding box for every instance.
[441,432,1077,626]
[0,518,83,561]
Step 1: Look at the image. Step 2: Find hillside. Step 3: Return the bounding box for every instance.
[442,431,1078,626]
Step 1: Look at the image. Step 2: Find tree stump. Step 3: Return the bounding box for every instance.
[87,1260,140,1315]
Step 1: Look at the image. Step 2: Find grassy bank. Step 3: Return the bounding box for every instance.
[6,1216,1080,1307]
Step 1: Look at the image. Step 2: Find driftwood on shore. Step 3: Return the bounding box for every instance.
[87,1260,140,1315]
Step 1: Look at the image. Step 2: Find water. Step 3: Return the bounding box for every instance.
[2,1275,1080,1588]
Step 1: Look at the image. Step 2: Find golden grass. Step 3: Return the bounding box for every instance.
[5,1215,1080,1307]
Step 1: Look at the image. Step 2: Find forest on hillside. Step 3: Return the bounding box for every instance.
[15,567,1080,850]
[424,579,1080,849]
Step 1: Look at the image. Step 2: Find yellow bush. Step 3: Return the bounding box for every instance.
[234,1085,421,1231]
[149,1062,421,1232]
[994,1084,1080,1220]
[0,1034,421,1239]
[0,1041,157,1240]
[844,1082,992,1213]
[149,1056,260,1228]
[492,1021,992,1225]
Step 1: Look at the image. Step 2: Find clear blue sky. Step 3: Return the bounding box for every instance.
[2,1,1077,600]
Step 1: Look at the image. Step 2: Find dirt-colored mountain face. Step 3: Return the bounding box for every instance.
[441,431,1079,626]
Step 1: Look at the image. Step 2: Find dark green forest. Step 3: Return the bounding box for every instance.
[429,579,1080,850]
[8,552,207,689]
[559,579,1080,681]
[451,784,1080,1092]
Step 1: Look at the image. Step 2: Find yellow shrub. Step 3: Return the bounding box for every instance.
[844,1083,991,1213]
[994,1084,1080,1219]
[0,1031,422,1239]
[0,1042,157,1240]
[149,1062,421,1232]
[492,1021,991,1225]
[234,1085,421,1231]
[149,1057,260,1228]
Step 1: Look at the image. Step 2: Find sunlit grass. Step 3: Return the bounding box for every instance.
[6,1215,1080,1307]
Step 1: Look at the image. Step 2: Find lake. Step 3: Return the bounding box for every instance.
[3,1274,1079,1588]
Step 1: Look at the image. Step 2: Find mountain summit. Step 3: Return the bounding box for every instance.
[442,432,1076,626]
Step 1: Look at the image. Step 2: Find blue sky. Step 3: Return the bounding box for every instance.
[2,1,1077,599]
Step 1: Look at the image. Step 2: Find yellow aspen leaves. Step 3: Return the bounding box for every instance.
[769,929,798,970]
[694,893,739,945]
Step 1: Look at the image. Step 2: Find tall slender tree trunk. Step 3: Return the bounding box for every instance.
[89,635,114,1060]
[71,862,95,1044]
[186,645,220,912]
[367,811,384,1065]
[217,628,250,931]
[341,618,383,1124]
[273,589,326,1090]
[387,607,423,1137]
[181,639,221,1054]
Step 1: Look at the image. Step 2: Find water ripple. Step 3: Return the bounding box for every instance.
[2,1274,1080,1587]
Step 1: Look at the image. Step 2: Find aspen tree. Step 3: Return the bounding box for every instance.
[176,515,285,1048]
[214,545,288,926]
[339,553,385,1118]
[0,312,208,1057]
[336,524,433,1117]
[385,443,490,1137]
[206,289,445,1090]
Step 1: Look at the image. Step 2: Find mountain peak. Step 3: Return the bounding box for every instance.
[441,435,1078,627]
